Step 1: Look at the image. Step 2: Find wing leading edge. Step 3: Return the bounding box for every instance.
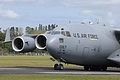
[107,49,120,64]
[107,29,120,64]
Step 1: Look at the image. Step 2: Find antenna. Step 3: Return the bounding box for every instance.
[96,18,99,24]
[69,21,71,24]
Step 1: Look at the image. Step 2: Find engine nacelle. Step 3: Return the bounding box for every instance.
[12,36,36,52]
[35,34,47,50]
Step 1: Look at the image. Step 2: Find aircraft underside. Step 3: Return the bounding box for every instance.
[4,23,120,71]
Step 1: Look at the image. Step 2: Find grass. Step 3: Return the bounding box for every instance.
[0,56,81,68]
[0,74,120,80]
[0,56,120,80]
[0,56,53,67]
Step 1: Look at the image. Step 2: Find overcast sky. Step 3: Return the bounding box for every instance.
[0,0,120,30]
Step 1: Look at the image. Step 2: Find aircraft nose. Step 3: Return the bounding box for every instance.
[46,37,58,52]
[46,37,62,59]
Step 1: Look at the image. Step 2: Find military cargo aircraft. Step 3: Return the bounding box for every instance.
[4,23,120,71]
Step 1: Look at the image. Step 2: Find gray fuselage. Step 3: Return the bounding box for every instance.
[46,23,120,67]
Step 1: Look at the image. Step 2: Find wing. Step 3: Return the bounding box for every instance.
[107,49,120,64]
[114,29,120,43]
[107,29,120,64]
[3,28,49,52]
[3,28,38,52]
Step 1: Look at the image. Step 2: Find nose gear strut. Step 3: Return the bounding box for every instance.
[54,60,64,70]
[54,64,64,70]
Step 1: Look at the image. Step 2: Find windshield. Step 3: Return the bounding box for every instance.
[61,31,71,37]
[51,31,60,35]
[51,30,71,37]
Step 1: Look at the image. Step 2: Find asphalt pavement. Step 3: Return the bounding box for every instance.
[0,67,120,74]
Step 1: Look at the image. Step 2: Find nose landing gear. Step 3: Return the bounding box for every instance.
[54,64,64,70]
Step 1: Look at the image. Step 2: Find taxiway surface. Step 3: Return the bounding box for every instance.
[0,67,120,74]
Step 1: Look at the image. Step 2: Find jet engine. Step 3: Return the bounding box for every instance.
[12,36,36,52]
[35,34,47,50]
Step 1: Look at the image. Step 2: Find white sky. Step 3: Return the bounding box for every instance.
[0,0,120,30]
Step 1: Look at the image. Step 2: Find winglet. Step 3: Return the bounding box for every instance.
[3,28,11,43]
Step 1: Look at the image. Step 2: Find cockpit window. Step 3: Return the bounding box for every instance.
[61,31,71,37]
[51,30,71,37]
[51,31,54,35]
[51,31,60,35]
[54,31,60,35]
[61,31,66,36]
[46,31,51,34]
[66,31,71,37]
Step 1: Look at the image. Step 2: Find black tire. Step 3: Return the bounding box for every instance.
[84,66,90,71]
[54,64,64,70]
[54,64,59,70]
[101,66,107,71]
[59,64,64,70]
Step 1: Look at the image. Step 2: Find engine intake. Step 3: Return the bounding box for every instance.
[12,36,36,52]
[35,34,47,50]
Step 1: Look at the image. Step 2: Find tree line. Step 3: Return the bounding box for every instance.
[26,24,58,34]
[0,24,58,55]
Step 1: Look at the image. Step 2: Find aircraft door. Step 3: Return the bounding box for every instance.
[82,47,89,59]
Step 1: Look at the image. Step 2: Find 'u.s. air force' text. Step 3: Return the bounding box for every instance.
[73,33,98,40]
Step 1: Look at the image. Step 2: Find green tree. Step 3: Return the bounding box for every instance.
[38,24,43,30]
[3,43,13,53]
[18,27,23,36]
[16,27,18,35]
[26,26,34,34]
[47,24,58,31]
[48,24,51,31]
[0,31,5,41]
[10,27,15,37]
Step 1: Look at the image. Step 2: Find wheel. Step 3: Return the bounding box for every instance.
[59,64,64,70]
[84,66,90,71]
[90,66,101,71]
[54,64,59,70]
[54,64,64,70]
[101,66,107,71]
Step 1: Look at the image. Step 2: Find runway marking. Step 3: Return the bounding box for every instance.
[0,67,120,74]
[0,68,23,70]
[36,71,120,75]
